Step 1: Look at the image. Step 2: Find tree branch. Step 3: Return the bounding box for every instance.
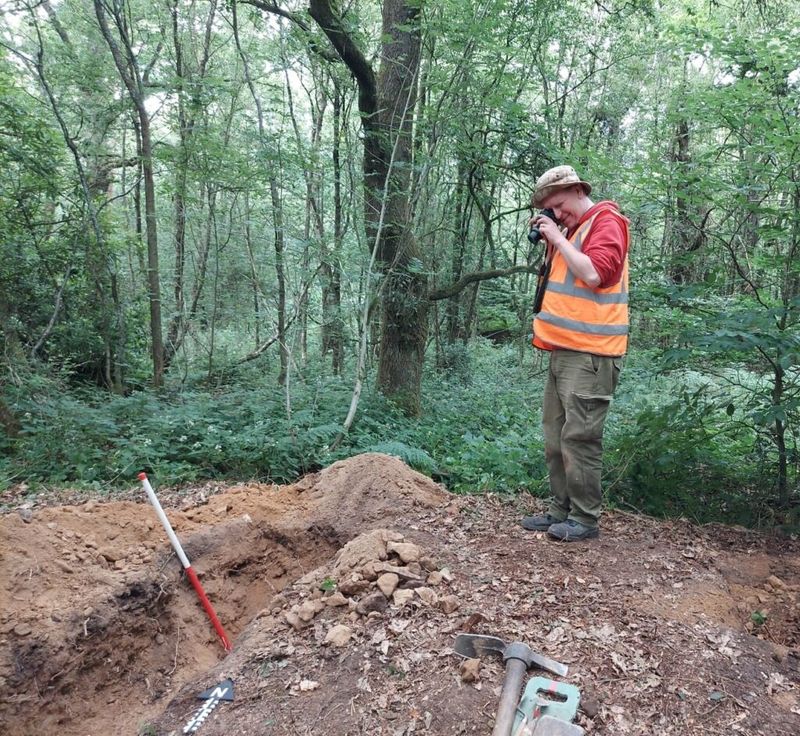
[31,264,72,360]
[237,264,322,363]
[242,0,310,29]
[308,0,376,119]
[240,0,340,63]
[428,264,538,301]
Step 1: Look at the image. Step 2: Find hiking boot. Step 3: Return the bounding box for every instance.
[521,513,561,532]
[547,519,599,542]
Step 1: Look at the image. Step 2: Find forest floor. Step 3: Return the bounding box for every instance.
[1,453,799,736]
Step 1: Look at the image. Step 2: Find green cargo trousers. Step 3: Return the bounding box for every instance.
[543,349,622,527]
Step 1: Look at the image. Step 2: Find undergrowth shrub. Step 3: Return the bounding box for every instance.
[1,341,789,528]
[605,386,757,523]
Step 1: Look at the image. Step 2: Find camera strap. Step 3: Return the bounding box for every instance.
[533,243,554,314]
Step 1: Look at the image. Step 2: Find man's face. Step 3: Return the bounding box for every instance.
[540,186,586,231]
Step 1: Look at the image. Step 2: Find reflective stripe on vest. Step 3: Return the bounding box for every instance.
[532,206,629,356]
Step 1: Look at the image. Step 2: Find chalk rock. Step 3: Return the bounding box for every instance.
[270,593,289,612]
[325,592,349,607]
[767,575,787,590]
[460,658,480,683]
[298,599,326,622]
[439,595,460,614]
[98,547,125,562]
[284,611,305,631]
[377,573,400,598]
[361,561,382,581]
[393,589,414,607]
[324,624,353,647]
[419,556,438,572]
[295,570,320,588]
[332,529,404,576]
[415,587,438,606]
[427,571,443,586]
[375,562,420,581]
[387,541,421,564]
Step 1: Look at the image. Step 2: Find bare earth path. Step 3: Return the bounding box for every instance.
[1,453,798,735]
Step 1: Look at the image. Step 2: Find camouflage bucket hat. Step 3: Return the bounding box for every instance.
[532,165,592,208]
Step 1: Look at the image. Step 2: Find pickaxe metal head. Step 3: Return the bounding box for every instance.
[453,633,568,678]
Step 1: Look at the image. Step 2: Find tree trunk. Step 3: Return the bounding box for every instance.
[132,119,145,272]
[94,0,164,386]
[309,0,425,414]
[670,118,695,284]
[243,193,262,350]
[168,1,187,363]
[322,80,345,375]
[232,3,287,384]
[139,113,165,386]
[271,178,288,385]
[773,362,788,507]
[164,0,216,367]
[0,398,20,439]
[446,159,469,343]
[283,50,325,368]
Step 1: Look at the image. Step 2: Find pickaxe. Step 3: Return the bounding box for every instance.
[454,633,568,736]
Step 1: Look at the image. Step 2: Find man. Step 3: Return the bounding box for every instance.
[521,165,630,542]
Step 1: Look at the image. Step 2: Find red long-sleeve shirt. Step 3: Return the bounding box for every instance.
[567,200,628,288]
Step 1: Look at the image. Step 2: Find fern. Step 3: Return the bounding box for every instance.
[363,441,436,475]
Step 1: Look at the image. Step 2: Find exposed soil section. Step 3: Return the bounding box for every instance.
[1,453,798,736]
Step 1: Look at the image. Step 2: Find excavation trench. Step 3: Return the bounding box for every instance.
[0,454,447,736]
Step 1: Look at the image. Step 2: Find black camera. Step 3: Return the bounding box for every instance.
[527,208,558,244]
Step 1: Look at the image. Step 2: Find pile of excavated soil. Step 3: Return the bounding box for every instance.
[0,453,447,736]
[2,452,799,736]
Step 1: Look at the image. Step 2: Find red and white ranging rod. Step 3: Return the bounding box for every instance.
[138,472,232,652]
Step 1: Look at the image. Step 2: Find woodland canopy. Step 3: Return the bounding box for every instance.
[1,0,799,528]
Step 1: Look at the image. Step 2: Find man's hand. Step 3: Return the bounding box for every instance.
[530,214,565,248]
[532,215,601,288]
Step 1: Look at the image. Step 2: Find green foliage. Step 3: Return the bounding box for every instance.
[362,441,436,475]
[437,342,472,384]
[3,0,800,531]
[658,291,800,510]
[2,345,546,496]
[607,382,757,523]
[3,339,797,527]
[750,610,767,627]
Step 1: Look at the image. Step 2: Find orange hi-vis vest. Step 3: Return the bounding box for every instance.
[532,205,630,356]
